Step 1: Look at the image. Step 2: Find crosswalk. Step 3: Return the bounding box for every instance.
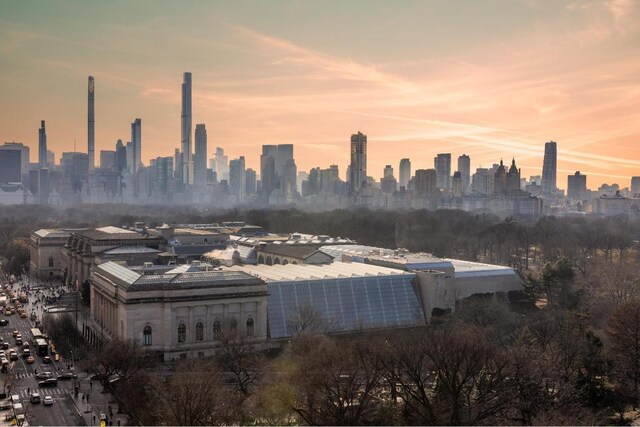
[16,388,71,398]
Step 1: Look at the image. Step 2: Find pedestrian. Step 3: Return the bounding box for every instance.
[117,420,120,426]
[86,394,89,403]
[82,395,85,402]
[34,368,37,374]
[27,387,30,394]
[90,381,93,389]
[93,415,96,424]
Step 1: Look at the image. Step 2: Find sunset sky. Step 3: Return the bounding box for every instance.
[1,0,639,188]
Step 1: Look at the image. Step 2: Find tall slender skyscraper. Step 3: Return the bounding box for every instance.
[38,120,47,168]
[181,72,192,186]
[349,131,367,195]
[194,124,207,186]
[458,154,470,191]
[399,158,411,190]
[542,141,557,196]
[131,118,142,174]
[88,76,95,173]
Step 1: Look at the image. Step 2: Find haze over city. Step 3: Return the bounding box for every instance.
[2,0,639,187]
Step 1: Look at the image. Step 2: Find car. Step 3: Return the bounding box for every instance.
[42,356,51,364]
[0,319,7,326]
[0,399,12,411]
[30,393,40,404]
[43,395,53,406]
[16,338,22,346]
[9,351,17,361]
[38,378,57,387]
[26,355,34,364]
[22,343,29,351]
[19,312,26,318]
[1,343,8,350]
[11,330,18,337]
[22,349,30,357]
[35,372,54,380]
[56,372,78,380]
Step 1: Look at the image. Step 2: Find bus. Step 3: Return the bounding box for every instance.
[34,338,48,356]
[31,328,43,341]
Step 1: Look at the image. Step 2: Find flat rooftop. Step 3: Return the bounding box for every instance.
[223,261,413,282]
[444,259,516,277]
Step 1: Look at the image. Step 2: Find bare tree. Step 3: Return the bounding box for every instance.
[609,299,640,409]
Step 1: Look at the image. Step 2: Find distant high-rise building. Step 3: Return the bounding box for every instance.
[194,124,207,186]
[46,150,55,169]
[568,171,587,201]
[38,120,47,168]
[414,169,437,198]
[631,177,640,197]
[100,150,116,171]
[229,157,246,200]
[131,118,142,173]
[260,154,276,201]
[115,139,126,174]
[181,72,192,186]
[507,159,521,193]
[126,141,134,174]
[0,142,30,184]
[281,158,298,196]
[452,171,463,197]
[494,160,508,194]
[210,147,229,181]
[380,164,397,194]
[275,144,294,182]
[434,153,451,190]
[349,132,367,194]
[245,168,257,195]
[399,158,411,190]
[88,76,95,173]
[458,154,470,191]
[542,141,557,196]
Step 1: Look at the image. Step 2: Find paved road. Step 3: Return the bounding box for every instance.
[0,280,84,426]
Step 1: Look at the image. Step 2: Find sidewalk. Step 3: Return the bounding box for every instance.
[71,378,128,427]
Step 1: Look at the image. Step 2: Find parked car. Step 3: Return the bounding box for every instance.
[43,396,53,406]
[0,319,8,326]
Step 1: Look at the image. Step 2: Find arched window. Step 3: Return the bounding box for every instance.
[229,317,238,333]
[48,257,54,268]
[266,256,273,266]
[274,257,281,265]
[195,321,204,341]
[178,323,186,343]
[282,259,289,265]
[246,318,254,337]
[213,320,221,340]
[143,324,152,346]
[258,255,264,264]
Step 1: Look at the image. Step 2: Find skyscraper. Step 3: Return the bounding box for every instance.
[458,154,470,191]
[568,171,587,202]
[88,76,95,173]
[434,153,451,190]
[131,118,142,174]
[414,169,437,198]
[349,131,367,195]
[38,120,47,168]
[542,141,557,196]
[194,124,207,186]
[399,158,411,190]
[181,72,192,186]
[229,156,246,200]
[631,177,640,197]
[115,139,126,174]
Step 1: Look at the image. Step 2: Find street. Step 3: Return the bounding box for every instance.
[0,279,84,426]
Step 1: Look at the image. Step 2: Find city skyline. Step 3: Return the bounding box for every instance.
[1,1,639,187]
